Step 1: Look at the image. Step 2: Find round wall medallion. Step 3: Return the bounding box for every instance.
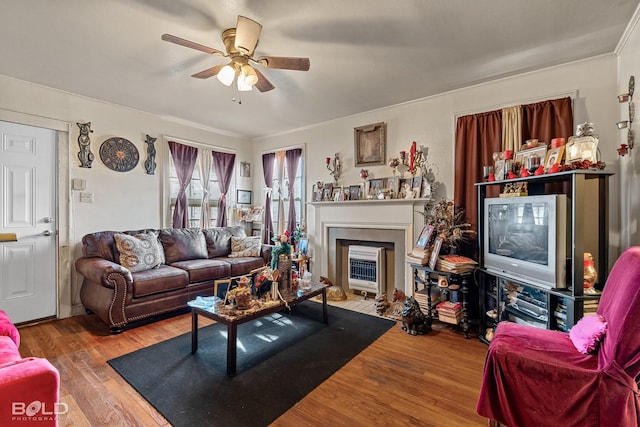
[99,137,139,172]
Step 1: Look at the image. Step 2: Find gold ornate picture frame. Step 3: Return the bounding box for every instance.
[354,122,386,166]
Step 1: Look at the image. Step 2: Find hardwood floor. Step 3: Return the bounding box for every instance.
[18,307,490,427]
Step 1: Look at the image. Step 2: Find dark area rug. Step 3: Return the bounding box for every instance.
[108,302,395,427]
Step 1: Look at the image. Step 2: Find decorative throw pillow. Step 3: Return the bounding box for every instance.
[569,314,607,354]
[114,232,165,272]
[228,236,261,258]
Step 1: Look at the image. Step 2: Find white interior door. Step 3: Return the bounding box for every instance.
[0,120,57,323]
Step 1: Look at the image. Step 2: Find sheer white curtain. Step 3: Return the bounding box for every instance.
[502,105,522,152]
[197,149,213,229]
[275,150,286,235]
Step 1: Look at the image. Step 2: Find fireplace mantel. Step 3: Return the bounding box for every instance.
[307,199,428,295]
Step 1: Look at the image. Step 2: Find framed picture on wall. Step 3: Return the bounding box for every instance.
[354,122,386,166]
[240,161,251,177]
[237,189,252,205]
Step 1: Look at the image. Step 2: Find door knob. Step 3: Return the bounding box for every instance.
[43,217,54,223]
[43,230,52,237]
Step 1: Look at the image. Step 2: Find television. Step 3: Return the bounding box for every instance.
[483,194,567,289]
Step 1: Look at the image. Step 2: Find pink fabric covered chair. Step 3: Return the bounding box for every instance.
[476,247,640,427]
[0,310,61,427]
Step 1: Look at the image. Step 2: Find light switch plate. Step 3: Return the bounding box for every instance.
[72,178,86,190]
[79,192,93,203]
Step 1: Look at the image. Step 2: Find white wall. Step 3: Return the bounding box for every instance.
[253,55,622,267]
[0,75,252,316]
[617,8,640,249]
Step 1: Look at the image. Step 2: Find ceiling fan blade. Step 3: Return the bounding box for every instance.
[161,34,225,56]
[254,69,275,92]
[256,56,310,71]
[191,64,226,79]
[234,16,262,56]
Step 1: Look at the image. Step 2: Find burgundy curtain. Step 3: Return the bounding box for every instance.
[522,97,574,143]
[212,151,236,227]
[168,141,198,228]
[285,148,302,233]
[262,153,276,244]
[454,110,502,238]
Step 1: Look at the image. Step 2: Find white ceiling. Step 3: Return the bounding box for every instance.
[1,0,638,139]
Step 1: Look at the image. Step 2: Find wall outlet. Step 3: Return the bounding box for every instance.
[79,192,94,203]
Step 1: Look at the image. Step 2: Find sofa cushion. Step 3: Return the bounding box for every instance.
[229,236,262,257]
[159,228,208,263]
[131,265,190,298]
[221,257,268,277]
[203,226,246,258]
[114,231,165,272]
[169,259,232,283]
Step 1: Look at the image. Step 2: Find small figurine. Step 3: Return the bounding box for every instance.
[584,252,598,291]
[401,296,430,335]
[534,165,545,176]
[144,134,157,175]
[487,173,496,182]
[507,170,518,179]
[374,293,391,316]
[520,167,531,178]
[76,122,95,168]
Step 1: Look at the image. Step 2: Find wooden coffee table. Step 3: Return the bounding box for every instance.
[190,282,329,376]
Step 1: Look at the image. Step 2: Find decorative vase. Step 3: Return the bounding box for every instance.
[277,254,292,294]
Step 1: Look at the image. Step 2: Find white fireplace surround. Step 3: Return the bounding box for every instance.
[308,200,427,295]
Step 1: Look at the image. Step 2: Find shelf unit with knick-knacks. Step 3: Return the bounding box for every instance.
[475,170,613,344]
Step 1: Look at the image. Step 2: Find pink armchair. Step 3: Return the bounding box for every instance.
[0,310,60,427]
[477,247,640,427]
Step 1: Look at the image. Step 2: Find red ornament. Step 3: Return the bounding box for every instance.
[409,141,417,172]
[534,165,545,176]
[547,163,560,174]
[487,173,495,182]
[507,170,517,179]
[520,167,531,178]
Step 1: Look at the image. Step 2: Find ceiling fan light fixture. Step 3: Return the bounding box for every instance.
[217,64,236,86]
[241,64,258,86]
[237,75,253,91]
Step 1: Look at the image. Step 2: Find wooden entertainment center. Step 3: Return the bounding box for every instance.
[476,170,613,343]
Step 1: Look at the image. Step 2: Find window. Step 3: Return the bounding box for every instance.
[270,155,303,232]
[168,155,221,228]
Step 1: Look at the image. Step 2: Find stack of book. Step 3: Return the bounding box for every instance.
[436,300,463,324]
[413,287,441,314]
[583,299,599,315]
[406,247,431,265]
[436,254,478,274]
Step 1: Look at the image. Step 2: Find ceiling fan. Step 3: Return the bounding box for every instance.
[162,15,310,93]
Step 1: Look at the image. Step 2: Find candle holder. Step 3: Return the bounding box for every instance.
[326,153,341,186]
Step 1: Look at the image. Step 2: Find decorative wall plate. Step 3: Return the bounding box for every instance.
[99,137,139,172]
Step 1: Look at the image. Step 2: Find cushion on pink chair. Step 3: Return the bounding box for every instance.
[569,314,607,354]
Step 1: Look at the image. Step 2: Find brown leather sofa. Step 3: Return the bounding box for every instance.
[75,226,271,332]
